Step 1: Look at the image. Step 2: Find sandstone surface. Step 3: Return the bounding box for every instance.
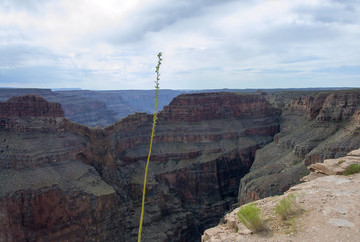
[303,148,360,180]
[203,148,360,242]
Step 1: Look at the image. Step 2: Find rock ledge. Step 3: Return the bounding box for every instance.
[202,148,360,242]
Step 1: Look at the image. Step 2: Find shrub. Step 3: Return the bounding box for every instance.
[275,194,299,220]
[237,203,266,232]
[344,163,360,176]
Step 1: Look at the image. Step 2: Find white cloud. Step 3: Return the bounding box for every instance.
[0,0,359,89]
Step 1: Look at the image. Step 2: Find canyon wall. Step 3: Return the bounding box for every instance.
[0,88,184,127]
[0,95,124,241]
[238,90,360,205]
[0,92,280,241]
[0,95,64,118]
[100,92,280,241]
[1,89,360,241]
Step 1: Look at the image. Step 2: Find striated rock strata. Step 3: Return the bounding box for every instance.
[101,92,280,241]
[1,93,280,241]
[2,90,360,241]
[0,88,184,127]
[0,95,123,241]
[0,95,64,118]
[238,90,360,205]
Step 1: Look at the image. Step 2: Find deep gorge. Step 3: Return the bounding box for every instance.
[1,89,360,241]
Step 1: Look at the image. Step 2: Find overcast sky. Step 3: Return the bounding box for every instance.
[0,0,360,90]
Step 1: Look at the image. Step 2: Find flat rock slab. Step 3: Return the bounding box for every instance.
[347,148,360,157]
[307,151,360,177]
[329,218,354,228]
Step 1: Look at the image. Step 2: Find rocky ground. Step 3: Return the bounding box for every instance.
[202,148,360,242]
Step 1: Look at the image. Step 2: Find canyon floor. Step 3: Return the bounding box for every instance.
[203,149,360,242]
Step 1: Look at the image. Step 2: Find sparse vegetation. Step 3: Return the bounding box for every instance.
[275,194,300,220]
[237,203,266,232]
[284,217,299,235]
[343,163,360,176]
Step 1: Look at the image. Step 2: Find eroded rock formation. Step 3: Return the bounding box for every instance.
[238,90,360,205]
[1,89,360,241]
[100,92,280,241]
[0,95,64,118]
[0,95,123,241]
[0,92,280,241]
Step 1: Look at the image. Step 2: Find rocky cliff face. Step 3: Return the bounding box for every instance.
[100,92,280,241]
[0,95,123,241]
[2,90,360,241]
[0,88,120,127]
[0,92,280,241]
[0,88,184,127]
[238,90,360,205]
[160,92,279,122]
[0,95,64,118]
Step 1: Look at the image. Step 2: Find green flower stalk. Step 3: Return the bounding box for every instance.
[138,52,162,242]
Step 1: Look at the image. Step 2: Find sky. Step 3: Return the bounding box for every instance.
[0,0,360,90]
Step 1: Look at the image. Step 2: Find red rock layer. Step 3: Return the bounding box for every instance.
[160,92,280,122]
[286,91,360,121]
[101,93,280,241]
[0,95,64,117]
[0,187,119,241]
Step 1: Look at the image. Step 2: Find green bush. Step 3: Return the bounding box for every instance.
[344,163,360,176]
[275,194,299,220]
[237,203,266,232]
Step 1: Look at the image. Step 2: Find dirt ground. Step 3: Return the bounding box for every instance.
[203,172,360,242]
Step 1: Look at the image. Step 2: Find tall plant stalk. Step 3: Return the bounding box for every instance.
[138,52,162,242]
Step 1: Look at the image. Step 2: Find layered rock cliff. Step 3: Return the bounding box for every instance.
[100,92,281,241]
[0,92,280,241]
[0,95,123,241]
[238,90,360,205]
[2,89,360,241]
[0,88,120,127]
[0,88,184,127]
[0,95,64,118]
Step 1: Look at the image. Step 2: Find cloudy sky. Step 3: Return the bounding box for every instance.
[0,0,359,90]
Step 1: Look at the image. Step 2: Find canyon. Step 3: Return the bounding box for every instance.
[0,88,184,127]
[238,90,360,205]
[0,89,360,241]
